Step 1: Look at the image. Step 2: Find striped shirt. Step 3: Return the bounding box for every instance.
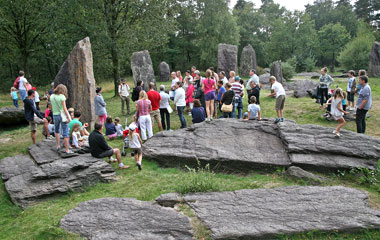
[231,82,243,99]
[136,99,151,116]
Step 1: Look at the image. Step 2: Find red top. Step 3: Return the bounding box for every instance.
[186,84,194,104]
[147,90,161,111]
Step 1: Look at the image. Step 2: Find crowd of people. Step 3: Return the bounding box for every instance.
[14,65,373,171]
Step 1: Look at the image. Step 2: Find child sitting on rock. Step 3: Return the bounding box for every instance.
[70,123,89,148]
[114,117,124,137]
[105,116,117,140]
[128,123,143,171]
[244,96,261,121]
[325,88,349,137]
[43,116,55,138]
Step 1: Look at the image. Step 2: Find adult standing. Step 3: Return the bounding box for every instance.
[32,87,40,110]
[50,84,72,153]
[118,78,130,115]
[89,122,129,169]
[191,66,197,79]
[268,76,286,124]
[171,72,179,90]
[159,85,171,131]
[18,71,28,101]
[176,70,183,82]
[231,76,244,119]
[23,89,51,144]
[220,83,235,118]
[174,81,187,128]
[94,87,107,125]
[219,71,228,86]
[147,82,162,132]
[246,69,260,95]
[136,90,153,141]
[356,75,372,134]
[229,71,236,83]
[318,67,334,108]
[247,81,260,105]
[202,69,217,122]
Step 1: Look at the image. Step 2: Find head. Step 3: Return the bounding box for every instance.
[106,116,113,124]
[121,78,126,84]
[68,108,74,117]
[219,71,225,78]
[94,122,103,132]
[229,71,235,78]
[129,123,137,136]
[171,72,176,79]
[342,91,347,99]
[32,87,37,91]
[51,82,55,88]
[45,89,49,93]
[191,66,196,72]
[11,87,16,92]
[225,82,232,90]
[27,89,35,98]
[250,69,256,76]
[72,123,81,132]
[235,76,241,83]
[205,69,212,79]
[175,81,182,89]
[176,71,181,78]
[139,90,148,100]
[334,88,344,99]
[195,70,201,78]
[160,85,165,92]
[149,82,155,90]
[114,117,120,124]
[358,69,367,76]
[359,75,368,86]
[193,99,201,108]
[250,96,257,104]
[54,84,68,97]
[96,87,102,94]
[185,70,190,76]
[269,76,276,84]
[239,79,244,85]
[217,80,224,87]
[136,80,143,87]
[321,67,328,75]
[74,110,81,119]
[250,81,257,89]
[19,70,24,76]
[47,102,52,109]
[348,70,355,77]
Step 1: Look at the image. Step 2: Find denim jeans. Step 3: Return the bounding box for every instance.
[19,90,27,100]
[233,97,243,119]
[177,106,187,128]
[53,114,69,138]
[13,99,19,108]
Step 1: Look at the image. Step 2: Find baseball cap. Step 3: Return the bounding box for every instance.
[129,123,137,131]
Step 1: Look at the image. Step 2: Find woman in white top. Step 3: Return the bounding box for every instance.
[326,88,349,137]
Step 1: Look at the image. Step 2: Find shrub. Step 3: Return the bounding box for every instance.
[281,62,295,80]
[175,160,220,194]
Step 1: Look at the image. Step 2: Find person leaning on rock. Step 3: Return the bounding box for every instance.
[89,122,129,169]
[119,78,130,115]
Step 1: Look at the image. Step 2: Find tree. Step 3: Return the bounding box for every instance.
[317,23,351,70]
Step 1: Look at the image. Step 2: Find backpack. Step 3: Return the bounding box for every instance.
[131,86,140,102]
[13,77,20,89]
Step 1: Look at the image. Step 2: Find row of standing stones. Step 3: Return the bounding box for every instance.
[1,37,380,239]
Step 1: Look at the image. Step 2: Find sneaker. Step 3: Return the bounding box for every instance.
[47,135,55,140]
[280,118,284,122]
[205,118,210,122]
[110,156,115,161]
[56,147,61,152]
[66,149,74,154]
[168,129,173,132]
[274,118,281,124]
[136,163,142,171]
[332,130,337,134]
[335,132,341,137]
[188,112,192,116]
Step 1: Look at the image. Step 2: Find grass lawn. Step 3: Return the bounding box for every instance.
[0,75,379,240]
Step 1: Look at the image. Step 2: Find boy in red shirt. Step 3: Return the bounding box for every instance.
[147,82,162,132]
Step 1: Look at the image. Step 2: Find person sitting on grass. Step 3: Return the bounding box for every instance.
[244,96,261,121]
[325,88,349,137]
[89,122,129,169]
[128,123,143,171]
[114,117,124,137]
[105,116,117,140]
[191,99,206,124]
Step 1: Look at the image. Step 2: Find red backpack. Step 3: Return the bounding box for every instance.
[13,77,20,89]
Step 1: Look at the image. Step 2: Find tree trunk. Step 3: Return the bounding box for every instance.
[111,41,120,96]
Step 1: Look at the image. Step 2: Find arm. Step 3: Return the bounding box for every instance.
[358,99,368,110]
[118,85,121,96]
[29,100,44,119]
[268,89,276,97]
[72,135,79,148]
[337,101,349,115]
[258,111,262,120]
[62,100,72,122]
[137,133,142,144]
[100,96,106,107]
[245,111,250,121]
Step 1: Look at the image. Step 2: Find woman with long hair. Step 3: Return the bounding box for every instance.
[136,90,153,141]
[202,69,216,122]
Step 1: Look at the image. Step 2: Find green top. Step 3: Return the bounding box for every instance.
[68,118,83,132]
[50,94,66,115]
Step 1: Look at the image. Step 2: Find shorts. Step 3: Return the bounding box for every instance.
[28,116,44,131]
[347,91,354,102]
[53,114,69,138]
[150,109,161,124]
[107,133,117,139]
[98,149,114,158]
[131,148,142,155]
[275,95,286,110]
[205,91,216,101]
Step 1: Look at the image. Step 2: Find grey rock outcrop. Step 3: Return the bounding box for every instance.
[271,61,285,83]
[218,44,238,75]
[288,79,319,98]
[54,37,96,128]
[143,119,380,172]
[0,107,26,126]
[60,198,193,240]
[285,166,327,184]
[259,73,270,87]
[369,41,380,77]
[0,139,116,209]
[239,44,257,77]
[181,186,380,239]
[131,50,155,91]
[158,61,170,82]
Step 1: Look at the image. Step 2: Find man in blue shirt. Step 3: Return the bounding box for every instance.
[356,75,372,134]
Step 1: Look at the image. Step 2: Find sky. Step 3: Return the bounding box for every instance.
[229,0,356,11]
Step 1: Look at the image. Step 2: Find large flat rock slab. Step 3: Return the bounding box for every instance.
[181,186,380,239]
[0,140,116,209]
[60,198,193,240]
[143,119,380,172]
[0,107,26,126]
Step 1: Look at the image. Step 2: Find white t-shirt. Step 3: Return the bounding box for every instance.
[347,77,355,92]
[34,91,40,103]
[248,104,261,119]
[222,77,228,86]
[171,78,179,88]
[118,84,130,97]
[271,81,286,98]
[115,124,124,137]
[19,77,28,90]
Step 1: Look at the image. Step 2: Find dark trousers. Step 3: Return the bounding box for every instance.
[36,102,40,111]
[13,99,18,108]
[160,108,170,130]
[177,106,187,128]
[356,109,368,133]
[318,87,328,106]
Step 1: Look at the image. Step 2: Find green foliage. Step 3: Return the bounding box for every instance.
[338,21,376,70]
[281,62,295,80]
[175,160,220,194]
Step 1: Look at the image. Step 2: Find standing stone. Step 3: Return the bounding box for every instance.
[131,50,155,91]
[54,37,96,127]
[240,44,257,77]
[369,42,380,77]
[270,61,285,84]
[218,44,238,75]
[158,61,170,82]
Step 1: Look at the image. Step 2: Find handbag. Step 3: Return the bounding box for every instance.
[167,105,173,114]
[221,98,233,113]
[52,95,69,122]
